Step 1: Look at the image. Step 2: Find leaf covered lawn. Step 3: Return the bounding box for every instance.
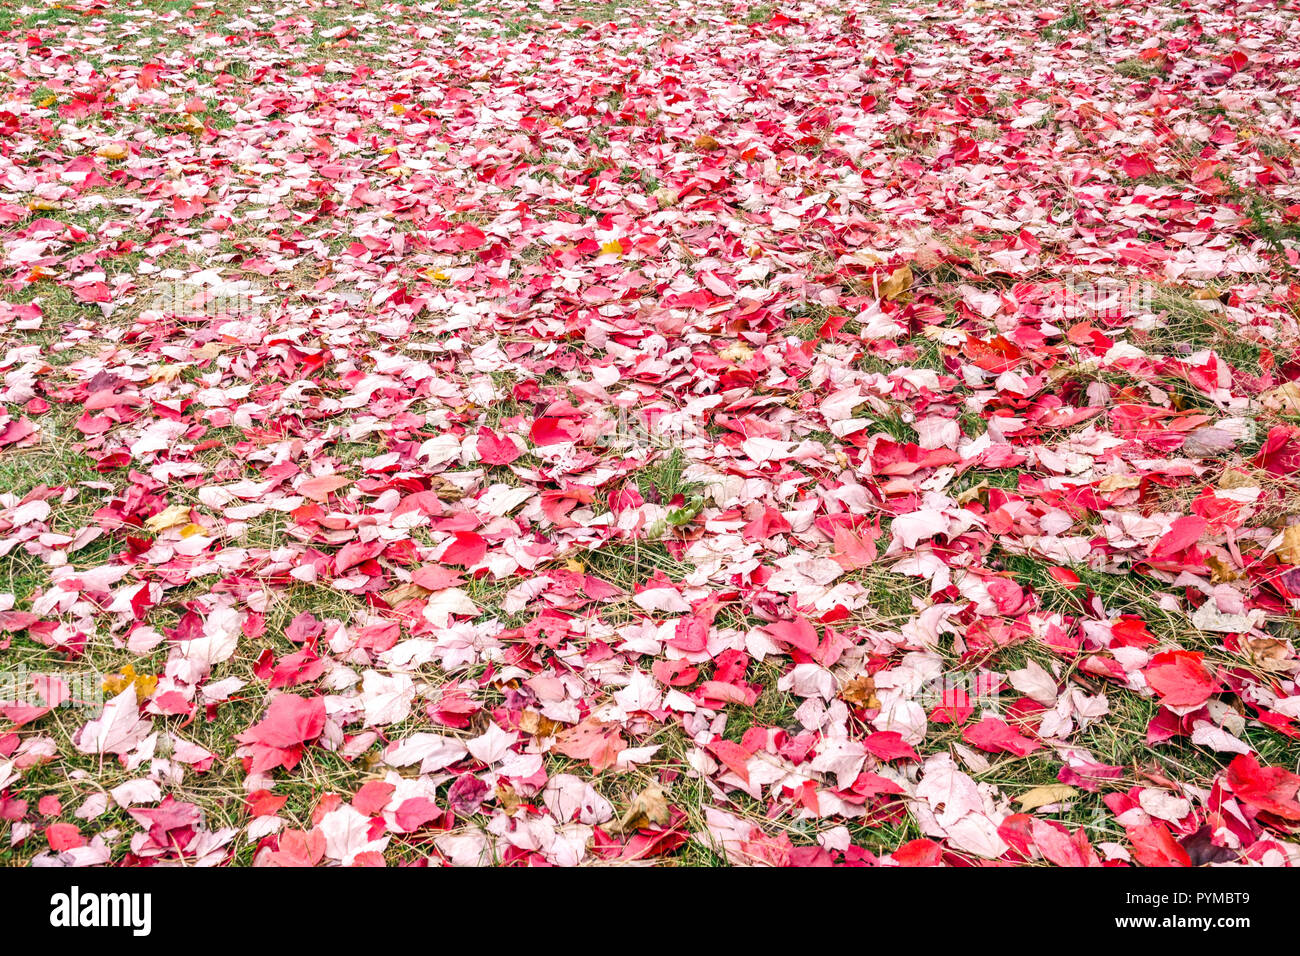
[2,0,1300,866]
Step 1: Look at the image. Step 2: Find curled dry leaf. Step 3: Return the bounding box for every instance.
[840,675,880,709]
[612,785,673,835]
[1016,785,1079,812]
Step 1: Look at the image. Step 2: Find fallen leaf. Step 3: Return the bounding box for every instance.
[879,264,913,301]
[1016,784,1078,811]
[1276,524,1300,565]
[611,785,672,834]
[840,675,880,708]
[145,503,191,534]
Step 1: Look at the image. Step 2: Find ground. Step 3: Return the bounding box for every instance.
[1,0,1299,867]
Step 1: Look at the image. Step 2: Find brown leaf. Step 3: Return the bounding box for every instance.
[518,708,563,738]
[1242,638,1297,673]
[495,783,521,816]
[192,342,229,361]
[612,785,672,835]
[381,581,431,606]
[879,264,913,301]
[147,362,190,384]
[955,480,989,505]
[840,675,880,709]
[429,475,464,501]
[1205,555,1242,584]
[1262,382,1300,415]
[911,243,945,270]
[842,250,883,267]
[693,133,721,151]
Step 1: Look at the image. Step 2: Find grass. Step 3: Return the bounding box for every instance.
[1143,289,1264,363]
[1114,57,1167,79]
[634,448,696,505]
[721,659,798,741]
[1041,3,1088,40]
[583,538,694,589]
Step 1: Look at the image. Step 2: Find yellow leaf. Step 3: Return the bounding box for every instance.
[563,558,584,573]
[599,239,624,256]
[145,503,191,534]
[1016,784,1078,811]
[27,199,60,211]
[95,143,128,161]
[179,522,206,538]
[102,665,133,697]
[134,673,159,700]
[391,103,406,115]
[102,664,158,701]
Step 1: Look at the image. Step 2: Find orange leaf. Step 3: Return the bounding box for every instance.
[298,474,351,502]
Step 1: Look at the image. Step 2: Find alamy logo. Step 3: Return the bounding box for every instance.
[49,886,152,937]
